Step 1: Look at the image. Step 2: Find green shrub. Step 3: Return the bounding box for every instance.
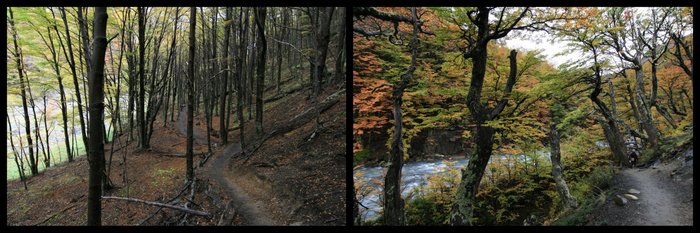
[585,166,614,190]
[406,195,451,225]
[354,148,371,163]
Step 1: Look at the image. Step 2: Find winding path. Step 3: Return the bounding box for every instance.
[590,163,693,226]
[175,108,275,225]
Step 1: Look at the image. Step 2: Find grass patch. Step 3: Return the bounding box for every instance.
[151,168,175,189]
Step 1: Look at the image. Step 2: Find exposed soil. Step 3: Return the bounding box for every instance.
[6,75,347,226]
[6,119,220,225]
[223,83,347,226]
[587,152,693,226]
[175,108,275,225]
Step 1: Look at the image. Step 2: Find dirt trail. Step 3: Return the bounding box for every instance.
[175,108,276,225]
[589,162,693,226]
[175,107,206,144]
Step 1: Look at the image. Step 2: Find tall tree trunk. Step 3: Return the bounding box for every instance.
[590,50,629,167]
[450,8,520,225]
[125,9,136,141]
[384,7,418,226]
[632,66,659,155]
[87,6,107,226]
[334,7,346,85]
[220,7,232,145]
[549,106,578,209]
[310,7,335,133]
[26,75,44,172]
[254,7,267,135]
[211,7,219,116]
[276,9,285,95]
[186,7,197,182]
[59,7,89,154]
[247,20,255,122]
[164,8,180,127]
[138,7,148,149]
[237,7,247,150]
[9,8,38,176]
[50,10,75,162]
[76,8,92,154]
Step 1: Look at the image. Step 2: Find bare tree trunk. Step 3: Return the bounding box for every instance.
[26,74,44,172]
[138,7,148,149]
[125,8,136,141]
[334,7,346,85]
[9,8,38,176]
[254,7,267,135]
[309,7,335,133]
[186,7,197,182]
[220,7,232,145]
[237,7,248,150]
[76,8,92,154]
[49,10,75,162]
[87,6,107,226]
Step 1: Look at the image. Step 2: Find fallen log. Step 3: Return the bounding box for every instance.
[241,89,345,164]
[102,196,211,217]
[34,204,78,225]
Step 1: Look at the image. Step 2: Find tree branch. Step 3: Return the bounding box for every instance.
[102,196,211,217]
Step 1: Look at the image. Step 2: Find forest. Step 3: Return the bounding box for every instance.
[7,7,346,225]
[352,7,693,226]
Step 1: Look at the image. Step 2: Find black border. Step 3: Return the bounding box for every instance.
[1,0,697,231]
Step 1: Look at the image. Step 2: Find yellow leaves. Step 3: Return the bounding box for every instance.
[607,26,625,33]
[461,130,472,140]
[499,144,522,155]
[575,19,593,28]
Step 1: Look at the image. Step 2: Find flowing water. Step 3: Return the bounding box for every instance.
[353,150,554,221]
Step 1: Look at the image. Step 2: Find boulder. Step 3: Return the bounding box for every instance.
[627,188,641,195]
[623,194,639,201]
[613,195,628,206]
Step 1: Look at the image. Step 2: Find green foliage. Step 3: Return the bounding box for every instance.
[585,166,614,191]
[552,190,607,226]
[354,148,371,163]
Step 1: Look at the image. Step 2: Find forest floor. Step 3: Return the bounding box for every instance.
[586,148,693,226]
[6,74,347,226]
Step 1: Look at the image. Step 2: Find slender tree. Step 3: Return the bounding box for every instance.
[87,7,107,226]
[138,7,148,149]
[9,7,38,176]
[237,7,247,151]
[308,7,335,133]
[8,113,28,190]
[186,7,196,182]
[254,7,267,135]
[220,7,232,145]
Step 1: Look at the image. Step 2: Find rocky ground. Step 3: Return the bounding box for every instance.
[587,148,693,226]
